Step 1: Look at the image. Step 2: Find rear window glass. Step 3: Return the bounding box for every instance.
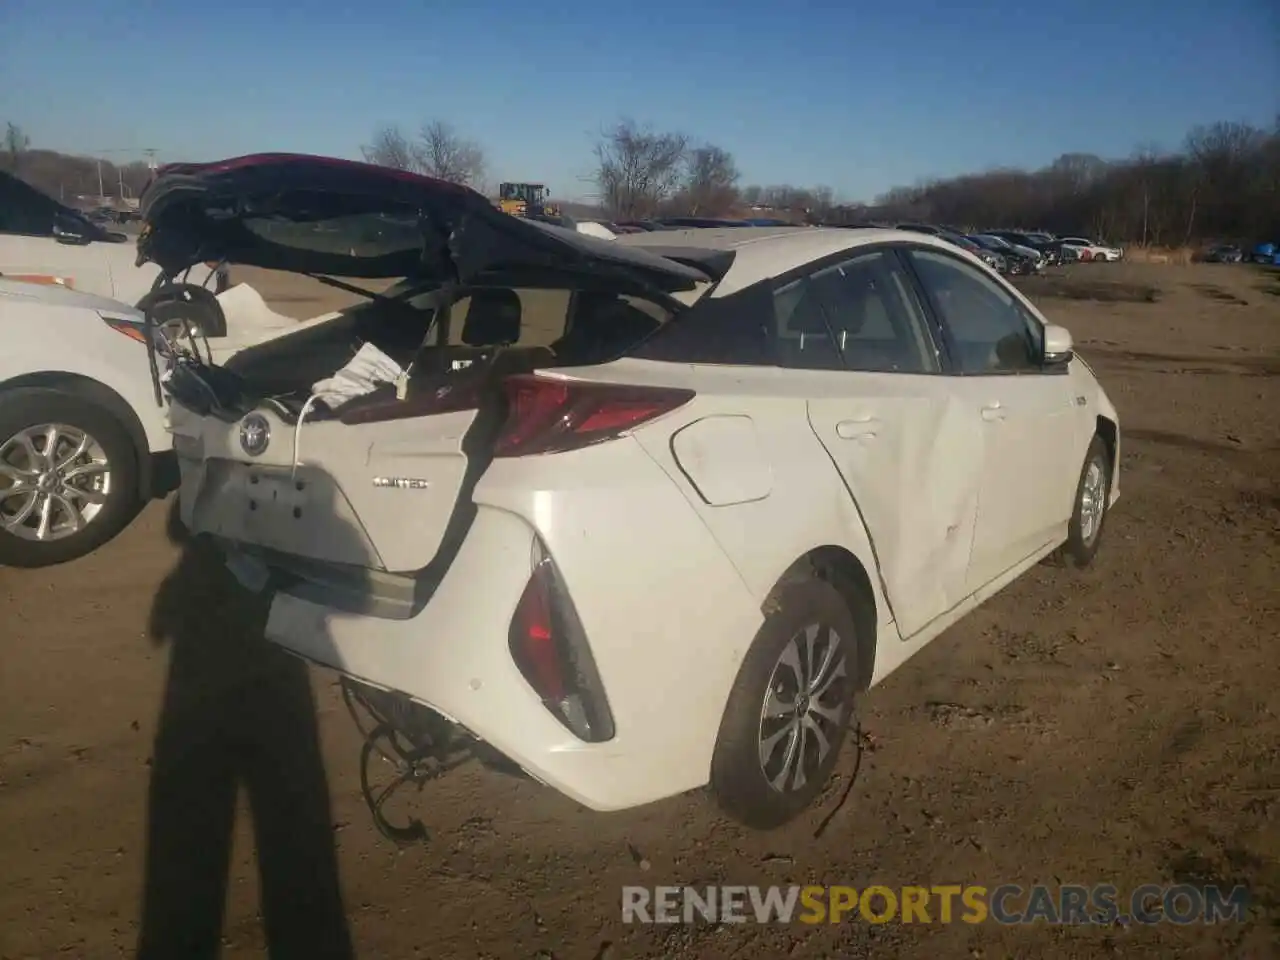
[243,212,421,258]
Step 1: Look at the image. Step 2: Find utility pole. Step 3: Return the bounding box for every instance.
[90,148,161,206]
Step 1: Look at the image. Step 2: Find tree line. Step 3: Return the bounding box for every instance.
[5,114,1277,246]
[362,115,1279,244]
[2,123,153,203]
[864,119,1280,245]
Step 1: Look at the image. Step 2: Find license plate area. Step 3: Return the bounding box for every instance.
[243,466,311,521]
[194,459,386,569]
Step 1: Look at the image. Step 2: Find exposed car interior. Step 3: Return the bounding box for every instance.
[201,280,672,422]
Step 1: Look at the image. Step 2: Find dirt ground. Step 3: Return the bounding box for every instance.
[2,262,1278,959]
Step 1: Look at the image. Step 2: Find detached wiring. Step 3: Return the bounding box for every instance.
[812,720,865,839]
[340,678,471,847]
[291,393,325,480]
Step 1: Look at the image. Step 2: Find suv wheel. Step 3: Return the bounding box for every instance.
[136,283,229,340]
[0,388,142,567]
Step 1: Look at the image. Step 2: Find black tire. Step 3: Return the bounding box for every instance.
[710,576,860,829]
[0,388,142,568]
[1059,434,1112,568]
[135,283,228,339]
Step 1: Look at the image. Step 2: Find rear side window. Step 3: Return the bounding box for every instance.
[243,209,421,258]
[628,283,777,366]
[774,250,941,374]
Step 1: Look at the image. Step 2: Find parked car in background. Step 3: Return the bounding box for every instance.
[614,220,682,232]
[1250,242,1278,265]
[1058,237,1124,263]
[0,170,227,316]
[991,231,1061,266]
[1203,244,1244,264]
[938,231,1007,273]
[141,153,1121,830]
[976,234,1044,270]
[969,235,1036,275]
[895,223,945,235]
[656,217,752,229]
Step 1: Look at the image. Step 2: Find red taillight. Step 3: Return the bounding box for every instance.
[494,375,694,458]
[510,561,566,703]
[508,548,616,742]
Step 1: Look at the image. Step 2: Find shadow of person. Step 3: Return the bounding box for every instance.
[136,501,354,959]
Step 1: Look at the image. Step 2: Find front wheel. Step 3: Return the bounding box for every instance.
[1059,434,1111,568]
[710,576,860,829]
[0,388,142,567]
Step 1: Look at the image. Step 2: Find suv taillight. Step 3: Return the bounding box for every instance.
[495,375,693,458]
[508,543,614,742]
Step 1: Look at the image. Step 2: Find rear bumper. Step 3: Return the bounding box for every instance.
[261,437,763,813]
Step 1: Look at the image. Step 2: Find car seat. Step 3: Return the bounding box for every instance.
[460,288,522,346]
[457,287,560,379]
[779,284,842,370]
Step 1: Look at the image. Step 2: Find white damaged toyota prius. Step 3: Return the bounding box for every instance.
[140,154,1120,830]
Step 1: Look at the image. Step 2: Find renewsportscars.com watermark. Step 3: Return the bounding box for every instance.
[622,884,1251,926]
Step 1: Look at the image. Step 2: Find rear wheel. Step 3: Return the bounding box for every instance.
[710,576,859,829]
[0,388,142,567]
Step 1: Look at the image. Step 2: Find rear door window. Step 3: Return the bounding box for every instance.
[774,250,940,373]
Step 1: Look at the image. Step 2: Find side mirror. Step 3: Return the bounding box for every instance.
[1043,323,1074,366]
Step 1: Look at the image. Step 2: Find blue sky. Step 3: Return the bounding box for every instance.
[1,0,1275,202]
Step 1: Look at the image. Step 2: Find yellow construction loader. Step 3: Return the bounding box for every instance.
[497,182,560,218]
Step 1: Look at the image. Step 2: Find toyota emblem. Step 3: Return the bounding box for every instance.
[239,413,271,457]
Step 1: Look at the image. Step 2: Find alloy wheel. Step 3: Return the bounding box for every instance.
[0,424,112,541]
[758,623,849,793]
[1079,458,1107,544]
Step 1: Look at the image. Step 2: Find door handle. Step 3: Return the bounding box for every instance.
[836,417,881,440]
[980,403,1006,422]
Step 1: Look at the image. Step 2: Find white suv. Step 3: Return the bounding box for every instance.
[148,155,1121,829]
[0,170,224,315]
[0,279,176,566]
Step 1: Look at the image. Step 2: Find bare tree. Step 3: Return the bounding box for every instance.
[593,119,688,219]
[3,122,30,172]
[807,186,836,221]
[679,144,740,215]
[361,124,417,171]
[1128,143,1163,245]
[414,120,485,187]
